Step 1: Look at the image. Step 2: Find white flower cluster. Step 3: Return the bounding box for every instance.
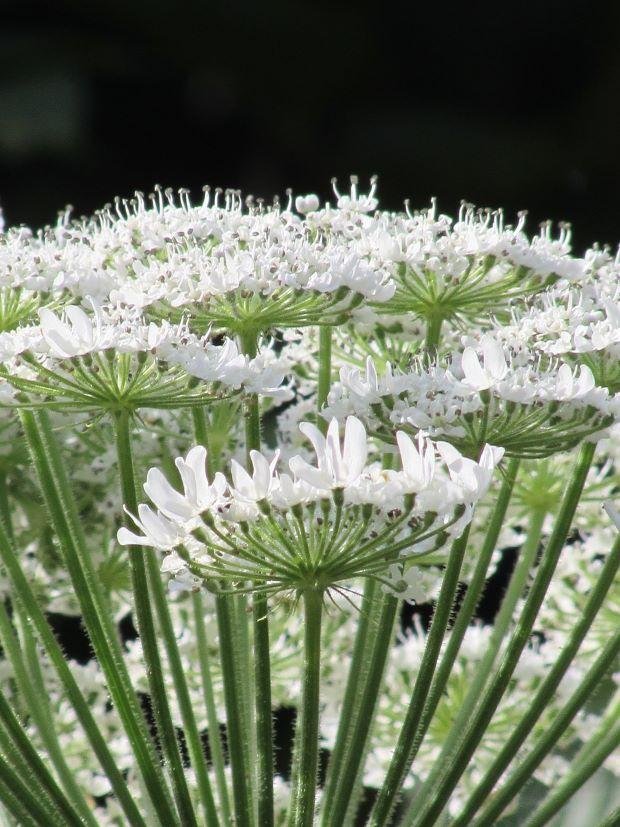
[324,336,619,458]
[0,178,618,826]
[119,417,503,595]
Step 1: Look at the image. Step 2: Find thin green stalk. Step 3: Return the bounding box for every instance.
[597,804,620,827]
[20,410,174,826]
[240,328,273,827]
[326,593,399,826]
[0,475,12,541]
[472,627,620,826]
[192,592,232,823]
[403,506,546,826]
[368,525,472,827]
[4,605,98,827]
[288,588,323,827]
[0,753,65,827]
[458,531,620,827]
[523,698,620,827]
[192,404,254,826]
[424,312,444,363]
[215,595,255,827]
[0,687,81,827]
[0,518,145,826]
[114,409,217,826]
[407,441,596,827]
[317,325,332,434]
[405,458,521,765]
[319,579,379,817]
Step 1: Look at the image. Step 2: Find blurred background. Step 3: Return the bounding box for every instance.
[2,0,619,249]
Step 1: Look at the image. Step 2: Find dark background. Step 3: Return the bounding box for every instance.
[2,0,620,250]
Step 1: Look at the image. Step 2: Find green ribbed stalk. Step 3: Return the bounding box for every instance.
[20,410,173,826]
[240,328,273,827]
[403,506,546,827]
[523,695,620,827]
[473,627,620,826]
[326,593,399,826]
[408,441,596,827]
[114,409,218,826]
[215,595,255,826]
[368,525,472,826]
[458,531,620,827]
[0,686,83,826]
[317,326,332,434]
[113,409,198,827]
[319,578,379,818]
[424,312,444,363]
[192,405,254,827]
[0,753,65,827]
[405,457,521,767]
[0,604,97,827]
[0,518,145,826]
[193,592,232,823]
[597,804,620,827]
[288,588,323,827]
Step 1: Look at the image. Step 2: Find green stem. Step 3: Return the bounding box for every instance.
[408,441,596,827]
[0,475,12,541]
[240,328,273,827]
[424,312,444,363]
[114,409,218,826]
[326,593,399,826]
[6,606,98,827]
[192,592,232,823]
[404,506,546,826]
[0,522,144,825]
[523,696,620,827]
[405,458,521,767]
[458,531,620,827]
[192,404,254,826]
[319,579,378,817]
[288,589,324,827]
[368,525,472,826]
[215,595,255,827]
[597,804,620,827]
[0,752,66,827]
[317,326,332,434]
[0,686,84,824]
[474,627,620,827]
[19,410,172,826]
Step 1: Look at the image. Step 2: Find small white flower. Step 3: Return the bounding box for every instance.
[395,431,435,493]
[289,416,368,491]
[381,564,433,604]
[461,336,508,391]
[436,442,504,501]
[39,302,109,358]
[295,194,320,214]
[231,450,280,502]
[117,505,180,550]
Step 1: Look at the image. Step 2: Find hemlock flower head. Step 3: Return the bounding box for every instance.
[0,179,619,827]
[118,417,500,596]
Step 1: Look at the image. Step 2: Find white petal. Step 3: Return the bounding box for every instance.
[461,348,490,390]
[230,459,256,499]
[343,416,367,480]
[482,336,507,381]
[144,468,194,521]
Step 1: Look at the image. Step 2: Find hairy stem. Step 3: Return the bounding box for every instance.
[408,441,596,826]
[20,410,172,826]
[115,409,218,826]
[288,588,324,827]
